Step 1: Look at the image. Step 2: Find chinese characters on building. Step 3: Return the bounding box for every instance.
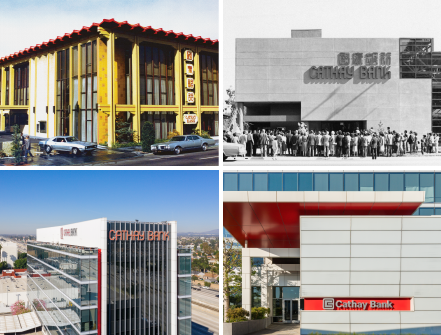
[338,52,391,66]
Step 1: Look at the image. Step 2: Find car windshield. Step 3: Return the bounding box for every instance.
[170,136,186,142]
[65,137,79,142]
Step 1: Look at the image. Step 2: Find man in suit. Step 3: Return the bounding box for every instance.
[286,130,293,156]
[260,130,268,158]
[370,133,378,160]
[307,130,315,157]
[252,130,259,156]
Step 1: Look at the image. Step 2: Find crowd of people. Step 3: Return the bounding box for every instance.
[223,128,441,159]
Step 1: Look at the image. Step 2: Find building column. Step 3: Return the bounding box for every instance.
[132,37,141,142]
[9,66,14,106]
[0,67,6,106]
[174,45,183,135]
[174,112,183,135]
[107,32,116,146]
[0,112,5,131]
[194,48,202,132]
[242,248,251,313]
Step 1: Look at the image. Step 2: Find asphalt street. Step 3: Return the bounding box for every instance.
[192,288,219,307]
[224,153,441,166]
[192,304,219,335]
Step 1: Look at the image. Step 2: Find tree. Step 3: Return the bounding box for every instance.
[11,301,30,315]
[115,115,136,144]
[204,281,211,288]
[0,243,2,262]
[141,121,155,152]
[0,261,8,271]
[18,253,26,260]
[14,258,26,269]
[191,275,198,282]
[223,238,242,321]
[12,124,23,165]
[201,242,213,255]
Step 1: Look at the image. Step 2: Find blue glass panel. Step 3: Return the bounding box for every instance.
[254,173,268,191]
[405,173,419,191]
[419,208,434,216]
[223,227,233,238]
[224,173,238,191]
[374,173,389,191]
[283,173,298,191]
[390,173,404,191]
[268,173,283,191]
[435,208,441,215]
[360,173,374,191]
[283,287,300,299]
[436,174,441,203]
[413,208,420,216]
[238,173,253,191]
[344,173,359,191]
[329,173,344,191]
[298,173,313,191]
[314,173,329,191]
[420,173,434,203]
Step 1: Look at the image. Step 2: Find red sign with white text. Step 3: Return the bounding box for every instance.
[304,298,412,311]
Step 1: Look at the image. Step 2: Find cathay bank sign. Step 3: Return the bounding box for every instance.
[304,297,412,311]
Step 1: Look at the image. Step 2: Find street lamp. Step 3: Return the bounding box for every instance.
[6,286,9,307]
[16,293,20,302]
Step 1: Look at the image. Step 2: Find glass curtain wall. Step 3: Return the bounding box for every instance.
[140,112,176,139]
[178,247,191,335]
[14,62,29,105]
[80,41,97,142]
[107,221,170,335]
[56,49,70,136]
[200,53,218,106]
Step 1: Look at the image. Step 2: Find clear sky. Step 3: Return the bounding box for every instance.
[0,170,219,234]
[224,0,441,96]
[0,0,218,58]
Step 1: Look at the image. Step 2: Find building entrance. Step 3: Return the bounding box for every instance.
[308,121,367,133]
[283,299,299,323]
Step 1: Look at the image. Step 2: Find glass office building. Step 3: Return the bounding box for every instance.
[27,218,184,335]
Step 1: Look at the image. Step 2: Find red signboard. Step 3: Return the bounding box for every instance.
[304,298,412,311]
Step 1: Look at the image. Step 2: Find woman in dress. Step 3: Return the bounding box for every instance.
[272,133,279,159]
[282,132,287,155]
[379,132,385,156]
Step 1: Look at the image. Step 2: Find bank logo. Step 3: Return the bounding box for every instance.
[323,298,334,310]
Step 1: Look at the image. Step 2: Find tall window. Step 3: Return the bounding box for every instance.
[80,41,97,142]
[139,44,175,105]
[72,46,79,139]
[57,50,70,136]
[200,53,219,106]
[5,67,9,105]
[14,63,29,105]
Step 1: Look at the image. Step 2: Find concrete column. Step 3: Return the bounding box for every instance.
[0,112,5,131]
[132,37,141,142]
[107,32,116,146]
[174,45,183,135]
[9,66,14,106]
[194,48,202,132]
[242,248,251,313]
[174,112,183,135]
[0,67,6,106]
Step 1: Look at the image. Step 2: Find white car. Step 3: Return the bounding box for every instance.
[223,141,246,161]
[39,136,97,155]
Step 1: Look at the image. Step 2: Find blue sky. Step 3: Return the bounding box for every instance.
[0,0,218,57]
[0,170,219,234]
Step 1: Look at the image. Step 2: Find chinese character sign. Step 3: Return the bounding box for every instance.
[380,52,391,66]
[185,50,194,62]
[337,52,350,66]
[187,92,195,103]
[187,78,194,89]
[352,53,363,66]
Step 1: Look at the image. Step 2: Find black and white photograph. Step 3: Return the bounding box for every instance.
[222,0,441,166]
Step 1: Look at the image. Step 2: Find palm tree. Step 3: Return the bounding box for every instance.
[0,244,3,262]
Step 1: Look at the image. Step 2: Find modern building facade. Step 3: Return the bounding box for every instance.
[0,19,219,146]
[235,30,441,136]
[224,171,441,334]
[26,218,190,335]
[1,241,18,268]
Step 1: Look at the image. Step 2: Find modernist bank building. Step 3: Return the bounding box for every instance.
[224,171,441,334]
[26,218,192,335]
[0,19,219,146]
[235,30,441,135]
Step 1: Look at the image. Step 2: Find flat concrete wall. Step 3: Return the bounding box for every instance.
[223,317,271,335]
[300,215,441,335]
[236,38,432,135]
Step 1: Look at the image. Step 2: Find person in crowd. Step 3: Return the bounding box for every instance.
[232,133,239,144]
[239,131,247,147]
[272,132,279,160]
[371,133,378,160]
[435,133,439,154]
[421,135,427,155]
[292,130,298,156]
[24,136,34,161]
[351,133,357,157]
[246,130,254,157]
[378,132,385,157]
[252,130,260,156]
[307,130,315,157]
[286,130,293,156]
[323,131,330,157]
[301,131,308,156]
[408,131,414,154]
[260,129,268,158]
[336,131,344,157]
[316,131,322,157]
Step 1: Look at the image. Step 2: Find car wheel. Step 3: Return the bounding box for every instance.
[223,153,227,161]
[72,148,79,155]
[174,147,181,155]
[202,143,208,151]
[45,145,52,154]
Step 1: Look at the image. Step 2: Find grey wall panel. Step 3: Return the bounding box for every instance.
[350,285,400,297]
[400,311,441,324]
[402,231,441,244]
[401,272,441,285]
[351,218,401,231]
[301,272,350,285]
[350,324,401,333]
[301,258,350,271]
[403,218,441,231]
[351,272,400,285]
[402,245,441,258]
[350,311,400,324]
[302,245,350,258]
[301,231,350,244]
[351,231,401,244]
[301,217,351,231]
[301,311,350,324]
[301,285,349,297]
[351,245,401,258]
[300,323,350,333]
[401,258,441,271]
[351,258,401,271]
[400,285,441,298]
[414,298,441,311]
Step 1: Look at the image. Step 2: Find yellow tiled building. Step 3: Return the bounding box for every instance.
[0,19,219,146]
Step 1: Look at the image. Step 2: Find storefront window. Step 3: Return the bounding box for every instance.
[329,173,344,191]
[56,50,69,136]
[254,173,268,191]
[14,62,29,105]
[344,173,358,191]
[224,173,238,191]
[298,173,313,191]
[238,173,253,191]
[359,173,373,191]
[251,287,261,308]
[283,173,298,191]
[435,208,441,215]
[314,173,328,191]
[420,208,434,216]
[420,173,434,203]
[140,111,175,139]
[200,52,219,106]
[283,287,300,300]
[405,173,419,191]
[374,173,389,191]
[390,173,404,191]
[268,173,283,191]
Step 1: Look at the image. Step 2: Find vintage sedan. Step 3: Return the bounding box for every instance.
[39,136,97,155]
[151,135,216,155]
[223,141,246,161]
